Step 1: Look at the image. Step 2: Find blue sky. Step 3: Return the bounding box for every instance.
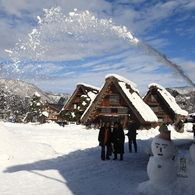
[0,0,195,95]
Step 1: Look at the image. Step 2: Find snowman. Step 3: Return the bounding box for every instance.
[147,130,178,186]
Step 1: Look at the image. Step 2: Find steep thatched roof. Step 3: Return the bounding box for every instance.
[81,74,158,123]
[144,83,188,116]
[60,83,99,113]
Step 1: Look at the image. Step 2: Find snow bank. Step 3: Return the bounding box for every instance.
[0,123,55,160]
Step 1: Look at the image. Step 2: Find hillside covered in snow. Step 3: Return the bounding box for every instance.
[0,78,70,104]
[167,86,195,113]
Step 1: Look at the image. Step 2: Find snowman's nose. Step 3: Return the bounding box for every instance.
[160,148,162,152]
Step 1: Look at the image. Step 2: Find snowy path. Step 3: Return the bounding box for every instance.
[0,122,193,195]
[2,141,149,195]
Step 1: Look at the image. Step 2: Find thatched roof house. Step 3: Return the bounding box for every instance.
[42,103,63,121]
[81,74,158,129]
[58,83,99,122]
[143,83,188,132]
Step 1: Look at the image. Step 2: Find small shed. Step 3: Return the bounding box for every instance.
[81,74,158,129]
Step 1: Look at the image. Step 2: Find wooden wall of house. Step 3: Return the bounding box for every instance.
[100,85,127,107]
[66,87,84,111]
[43,106,59,121]
[87,83,144,128]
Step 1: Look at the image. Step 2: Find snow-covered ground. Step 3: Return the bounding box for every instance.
[0,122,194,195]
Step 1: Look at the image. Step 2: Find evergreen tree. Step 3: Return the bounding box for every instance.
[28,92,43,122]
[0,90,6,110]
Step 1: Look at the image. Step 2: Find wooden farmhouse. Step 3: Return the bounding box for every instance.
[143,83,188,131]
[58,83,99,122]
[81,74,158,129]
[42,103,63,121]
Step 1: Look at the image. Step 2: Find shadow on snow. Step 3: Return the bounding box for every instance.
[3,140,168,195]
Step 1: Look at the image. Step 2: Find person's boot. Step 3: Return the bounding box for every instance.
[120,154,123,161]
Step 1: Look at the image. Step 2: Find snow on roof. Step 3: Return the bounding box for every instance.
[148,83,188,116]
[87,91,97,101]
[77,83,99,100]
[119,82,158,122]
[77,83,100,91]
[80,92,97,120]
[42,111,49,117]
[174,109,188,116]
[105,74,138,92]
[189,113,195,116]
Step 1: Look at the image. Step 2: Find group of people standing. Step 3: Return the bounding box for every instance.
[98,121,139,161]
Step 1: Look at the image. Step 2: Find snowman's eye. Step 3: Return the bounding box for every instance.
[155,143,160,148]
[162,144,167,149]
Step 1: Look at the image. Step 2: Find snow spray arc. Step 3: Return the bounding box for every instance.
[5,6,195,88]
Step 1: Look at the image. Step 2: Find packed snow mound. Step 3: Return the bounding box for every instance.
[138,124,192,141]
[0,123,56,160]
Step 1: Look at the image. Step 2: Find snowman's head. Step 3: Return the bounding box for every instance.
[189,143,195,163]
[151,135,175,159]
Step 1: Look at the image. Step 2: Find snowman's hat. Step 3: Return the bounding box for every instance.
[159,129,171,141]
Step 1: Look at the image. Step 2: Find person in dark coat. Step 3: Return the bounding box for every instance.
[112,122,125,161]
[126,121,140,153]
[98,121,112,160]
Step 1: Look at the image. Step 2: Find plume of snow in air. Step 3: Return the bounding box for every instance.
[4,6,195,88]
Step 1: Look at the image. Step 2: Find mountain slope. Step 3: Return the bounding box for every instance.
[166,86,195,113]
[0,78,70,104]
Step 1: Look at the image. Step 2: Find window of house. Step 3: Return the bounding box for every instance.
[150,105,158,112]
[109,95,119,105]
[118,107,128,113]
[101,108,111,113]
[151,95,158,102]
[73,104,77,109]
[158,117,163,122]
